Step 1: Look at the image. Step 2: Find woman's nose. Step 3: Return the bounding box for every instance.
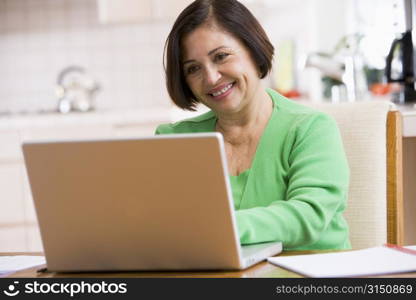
[203,65,221,85]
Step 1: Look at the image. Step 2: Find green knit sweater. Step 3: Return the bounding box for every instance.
[155,88,351,250]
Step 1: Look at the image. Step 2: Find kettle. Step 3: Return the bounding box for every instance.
[385,30,416,103]
[55,66,100,113]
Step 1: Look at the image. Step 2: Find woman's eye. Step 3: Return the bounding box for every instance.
[185,65,199,75]
[215,52,229,62]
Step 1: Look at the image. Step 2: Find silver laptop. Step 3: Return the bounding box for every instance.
[22,133,282,272]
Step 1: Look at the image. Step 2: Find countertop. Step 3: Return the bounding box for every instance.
[0,107,172,130]
[0,102,415,136]
[395,104,416,137]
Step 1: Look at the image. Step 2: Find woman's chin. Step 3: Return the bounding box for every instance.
[214,103,242,115]
[207,95,242,113]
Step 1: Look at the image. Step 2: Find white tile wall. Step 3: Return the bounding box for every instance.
[0,0,353,115]
[0,0,172,114]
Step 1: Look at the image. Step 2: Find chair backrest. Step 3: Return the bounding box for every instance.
[301,100,404,249]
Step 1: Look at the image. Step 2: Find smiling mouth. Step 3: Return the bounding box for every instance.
[208,82,236,97]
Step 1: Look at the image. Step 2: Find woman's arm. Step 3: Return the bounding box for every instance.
[236,113,350,249]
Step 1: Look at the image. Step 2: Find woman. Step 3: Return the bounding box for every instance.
[156,0,350,250]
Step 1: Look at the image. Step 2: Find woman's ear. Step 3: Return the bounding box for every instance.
[258,66,263,78]
[258,66,268,79]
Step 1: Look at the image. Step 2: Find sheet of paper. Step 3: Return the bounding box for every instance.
[405,245,416,251]
[0,256,45,276]
[267,246,416,277]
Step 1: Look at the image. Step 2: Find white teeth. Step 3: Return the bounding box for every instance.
[212,83,233,97]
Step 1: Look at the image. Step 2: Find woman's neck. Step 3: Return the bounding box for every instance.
[215,88,273,144]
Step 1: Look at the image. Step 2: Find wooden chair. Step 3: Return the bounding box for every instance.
[386,110,404,245]
[302,101,404,249]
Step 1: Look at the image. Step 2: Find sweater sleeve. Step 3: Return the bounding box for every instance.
[235,113,350,249]
[155,123,173,135]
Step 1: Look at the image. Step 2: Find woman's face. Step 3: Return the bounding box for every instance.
[181,24,262,114]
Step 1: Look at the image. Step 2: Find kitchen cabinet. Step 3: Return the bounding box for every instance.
[0,129,26,252]
[97,0,153,24]
[0,165,26,252]
[0,130,22,163]
[152,0,194,20]
[97,0,193,23]
[0,108,171,252]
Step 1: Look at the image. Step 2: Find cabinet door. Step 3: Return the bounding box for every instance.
[22,165,37,225]
[26,225,43,252]
[97,0,152,23]
[0,130,22,162]
[0,227,26,252]
[153,0,193,19]
[0,164,26,251]
[21,165,44,252]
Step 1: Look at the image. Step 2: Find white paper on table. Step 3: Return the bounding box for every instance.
[267,246,416,277]
[0,256,46,275]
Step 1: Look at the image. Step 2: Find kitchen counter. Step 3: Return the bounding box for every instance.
[395,103,416,137]
[0,107,172,131]
[1,102,414,136]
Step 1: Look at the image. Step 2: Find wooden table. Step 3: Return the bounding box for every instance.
[3,251,416,278]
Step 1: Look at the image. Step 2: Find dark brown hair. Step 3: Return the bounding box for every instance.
[164,0,274,111]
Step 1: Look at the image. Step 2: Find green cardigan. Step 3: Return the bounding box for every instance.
[155,88,351,250]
